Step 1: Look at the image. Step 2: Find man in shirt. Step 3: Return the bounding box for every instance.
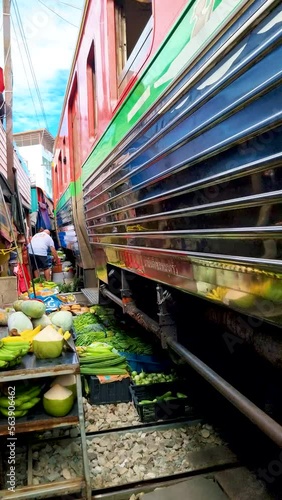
[28,229,60,281]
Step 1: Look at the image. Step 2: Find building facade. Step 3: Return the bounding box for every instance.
[14,129,54,199]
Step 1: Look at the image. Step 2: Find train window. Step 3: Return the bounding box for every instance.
[58,151,63,188]
[87,42,97,138]
[115,0,152,94]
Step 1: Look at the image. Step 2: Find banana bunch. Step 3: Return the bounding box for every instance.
[0,339,30,369]
[0,384,41,418]
[206,286,227,301]
[19,325,42,352]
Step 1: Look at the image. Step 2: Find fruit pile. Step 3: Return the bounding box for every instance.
[0,383,41,418]
[0,339,30,370]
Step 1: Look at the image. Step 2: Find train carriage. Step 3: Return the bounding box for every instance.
[53,0,282,326]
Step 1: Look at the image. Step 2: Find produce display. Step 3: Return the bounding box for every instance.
[77,343,128,375]
[131,371,177,385]
[20,280,60,299]
[74,312,154,355]
[73,313,105,332]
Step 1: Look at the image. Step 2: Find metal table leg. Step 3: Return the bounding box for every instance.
[76,374,92,499]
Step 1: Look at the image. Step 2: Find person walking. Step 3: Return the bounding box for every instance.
[28,229,60,281]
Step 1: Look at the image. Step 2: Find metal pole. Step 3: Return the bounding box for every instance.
[167,338,282,448]
[100,284,161,336]
[3,0,14,189]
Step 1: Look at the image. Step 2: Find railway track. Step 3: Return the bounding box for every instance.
[0,396,277,500]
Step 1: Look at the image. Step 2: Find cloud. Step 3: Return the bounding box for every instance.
[0,0,84,136]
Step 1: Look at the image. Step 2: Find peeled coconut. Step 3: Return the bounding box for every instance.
[32,314,51,329]
[43,384,74,417]
[50,374,77,399]
[33,326,64,359]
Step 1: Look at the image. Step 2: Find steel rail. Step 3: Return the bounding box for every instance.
[167,338,282,448]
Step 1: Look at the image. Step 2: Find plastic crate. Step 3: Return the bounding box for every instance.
[130,383,192,423]
[130,380,178,398]
[89,376,131,405]
[118,352,172,373]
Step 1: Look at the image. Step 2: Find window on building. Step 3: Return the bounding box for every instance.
[87,42,97,138]
[114,0,152,94]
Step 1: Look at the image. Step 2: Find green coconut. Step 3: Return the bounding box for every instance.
[43,384,74,417]
[32,314,52,329]
[50,374,77,399]
[13,300,24,312]
[51,310,73,332]
[33,326,64,359]
[223,290,255,309]
[8,311,33,333]
[20,300,46,319]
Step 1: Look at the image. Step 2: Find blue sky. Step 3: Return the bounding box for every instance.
[0,0,84,137]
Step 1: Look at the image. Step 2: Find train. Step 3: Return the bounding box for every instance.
[53,0,282,334]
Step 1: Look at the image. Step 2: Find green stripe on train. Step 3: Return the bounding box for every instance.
[55,179,82,213]
[81,0,245,184]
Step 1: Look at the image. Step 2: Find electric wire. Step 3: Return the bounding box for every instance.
[11,15,41,129]
[58,1,82,10]
[37,0,79,27]
[11,0,49,130]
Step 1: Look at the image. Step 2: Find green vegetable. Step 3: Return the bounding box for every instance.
[177,392,187,399]
[158,391,172,400]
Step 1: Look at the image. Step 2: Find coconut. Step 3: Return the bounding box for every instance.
[50,374,77,399]
[51,310,73,332]
[43,384,74,417]
[33,326,64,359]
[13,300,24,312]
[32,314,52,329]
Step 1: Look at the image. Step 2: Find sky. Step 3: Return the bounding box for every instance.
[0,0,85,137]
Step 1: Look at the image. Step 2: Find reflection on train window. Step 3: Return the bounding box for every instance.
[114,0,152,94]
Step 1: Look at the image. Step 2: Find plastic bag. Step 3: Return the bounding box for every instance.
[29,294,62,312]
